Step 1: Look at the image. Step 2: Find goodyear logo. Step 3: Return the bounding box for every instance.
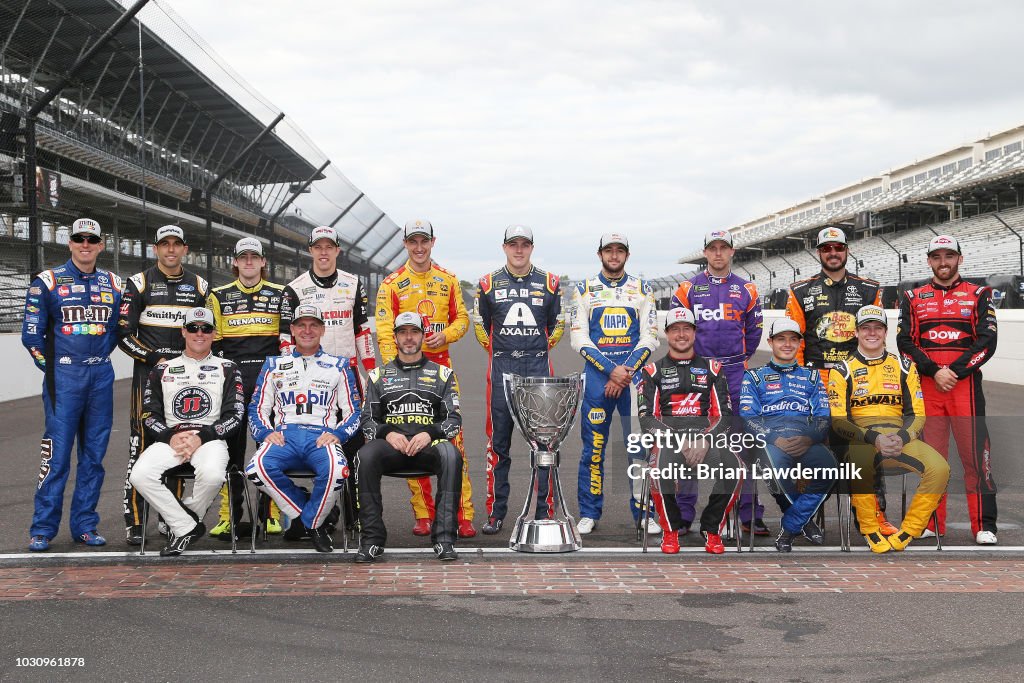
[588,408,606,424]
[599,307,631,335]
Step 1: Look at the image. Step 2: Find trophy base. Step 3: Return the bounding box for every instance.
[509,518,583,553]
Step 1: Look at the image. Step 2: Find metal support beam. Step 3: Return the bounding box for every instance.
[877,236,903,282]
[364,226,400,261]
[777,254,800,282]
[163,101,189,149]
[120,79,158,143]
[71,51,117,133]
[0,1,29,61]
[383,244,407,270]
[993,213,1024,276]
[328,193,364,229]
[22,16,65,103]
[265,159,331,279]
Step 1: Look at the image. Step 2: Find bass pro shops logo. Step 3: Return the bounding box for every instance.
[37,439,53,489]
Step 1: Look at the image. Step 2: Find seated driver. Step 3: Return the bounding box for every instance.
[246,304,361,553]
[355,312,464,563]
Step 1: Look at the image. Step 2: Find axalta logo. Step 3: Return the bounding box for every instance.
[693,303,741,321]
[926,326,963,343]
[599,308,631,335]
[588,408,606,424]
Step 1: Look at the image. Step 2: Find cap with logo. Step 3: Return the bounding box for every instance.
[704,230,733,248]
[768,317,803,338]
[71,218,101,238]
[184,307,214,327]
[599,232,629,250]
[155,225,186,245]
[394,311,426,331]
[664,307,696,330]
[503,224,534,244]
[404,219,434,240]
[234,237,264,257]
[855,305,887,327]
[927,234,961,255]
[292,304,324,323]
[308,226,339,247]
[816,226,847,247]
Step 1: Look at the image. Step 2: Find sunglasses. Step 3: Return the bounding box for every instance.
[70,234,102,245]
[185,323,214,334]
[818,244,847,253]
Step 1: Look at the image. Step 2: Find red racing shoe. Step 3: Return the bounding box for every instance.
[703,531,725,554]
[660,530,680,554]
[412,518,432,536]
[458,520,477,538]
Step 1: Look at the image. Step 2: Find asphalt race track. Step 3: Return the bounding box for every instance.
[2,338,1024,681]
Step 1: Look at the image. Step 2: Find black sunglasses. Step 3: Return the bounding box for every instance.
[70,234,102,245]
[185,323,214,334]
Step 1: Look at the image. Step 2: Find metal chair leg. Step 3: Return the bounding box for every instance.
[338,483,348,553]
[641,473,651,554]
[140,499,148,556]
[238,470,257,554]
[226,471,237,554]
[748,475,757,552]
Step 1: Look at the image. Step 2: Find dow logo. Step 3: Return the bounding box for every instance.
[171,387,212,421]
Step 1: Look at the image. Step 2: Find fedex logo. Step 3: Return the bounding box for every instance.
[693,303,741,321]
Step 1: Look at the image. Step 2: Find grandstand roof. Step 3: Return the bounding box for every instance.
[1,0,319,185]
[679,123,1024,264]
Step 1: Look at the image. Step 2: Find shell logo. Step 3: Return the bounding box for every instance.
[417,299,437,319]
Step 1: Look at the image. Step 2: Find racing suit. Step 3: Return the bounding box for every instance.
[474,265,564,522]
[283,268,376,528]
[739,360,837,535]
[246,349,360,530]
[375,260,473,523]
[22,260,122,539]
[828,351,950,537]
[637,354,742,535]
[897,277,998,535]
[357,357,463,546]
[571,272,659,521]
[118,265,209,529]
[128,353,244,538]
[671,270,763,523]
[207,278,287,523]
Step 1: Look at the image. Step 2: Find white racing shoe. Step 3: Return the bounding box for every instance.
[976,530,998,545]
[645,517,662,535]
[577,517,597,535]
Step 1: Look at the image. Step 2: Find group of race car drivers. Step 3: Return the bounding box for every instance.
[21,214,999,557]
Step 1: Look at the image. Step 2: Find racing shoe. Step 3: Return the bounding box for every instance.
[801,519,825,545]
[976,530,998,545]
[73,530,106,546]
[209,518,233,539]
[160,522,206,557]
[876,507,899,536]
[458,520,477,538]
[742,518,772,536]
[660,530,680,554]
[433,542,459,561]
[577,517,597,535]
[864,531,892,554]
[775,529,797,553]
[888,530,914,551]
[28,535,49,552]
[920,529,937,539]
[265,517,283,535]
[481,517,504,535]
[309,525,334,553]
[645,517,662,535]
[125,525,143,546]
[703,531,726,555]
[354,544,384,564]
[284,521,310,541]
[412,518,432,536]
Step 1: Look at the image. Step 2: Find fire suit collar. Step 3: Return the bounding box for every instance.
[504,265,535,281]
[703,270,728,285]
[929,276,963,292]
[395,356,428,371]
[288,347,325,359]
[181,352,216,366]
[851,349,886,366]
[309,269,339,288]
[597,271,628,288]
[821,273,847,287]
[235,278,268,294]
[63,258,91,279]
[766,359,799,373]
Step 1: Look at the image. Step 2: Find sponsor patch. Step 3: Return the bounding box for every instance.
[588,408,606,424]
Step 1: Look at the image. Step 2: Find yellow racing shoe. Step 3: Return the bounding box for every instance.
[864,531,893,554]
[887,530,915,551]
[265,517,283,535]
[209,518,233,539]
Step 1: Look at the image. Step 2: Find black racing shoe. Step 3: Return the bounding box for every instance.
[742,518,772,536]
[284,521,311,541]
[801,519,825,545]
[159,522,206,557]
[481,517,504,535]
[310,526,334,553]
[354,544,384,564]
[433,542,458,562]
[125,525,143,546]
[775,529,797,553]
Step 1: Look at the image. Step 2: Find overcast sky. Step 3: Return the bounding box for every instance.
[169,0,1024,282]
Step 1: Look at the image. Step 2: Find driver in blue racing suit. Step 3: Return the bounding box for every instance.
[739,317,837,552]
[570,232,659,535]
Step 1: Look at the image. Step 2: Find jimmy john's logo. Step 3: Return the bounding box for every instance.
[172,387,212,420]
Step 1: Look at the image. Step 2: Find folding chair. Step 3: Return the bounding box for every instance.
[140,463,253,555]
[257,469,351,552]
[638,469,742,553]
[747,471,850,551]
[845,468,942,551]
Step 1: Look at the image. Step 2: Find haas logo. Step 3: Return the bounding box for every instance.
[926,326,963,343]
[670,393,703,416]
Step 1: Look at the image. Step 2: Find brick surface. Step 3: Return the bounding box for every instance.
[1,558,1024,600]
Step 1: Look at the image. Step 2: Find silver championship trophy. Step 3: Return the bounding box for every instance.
[503,373,585,552]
